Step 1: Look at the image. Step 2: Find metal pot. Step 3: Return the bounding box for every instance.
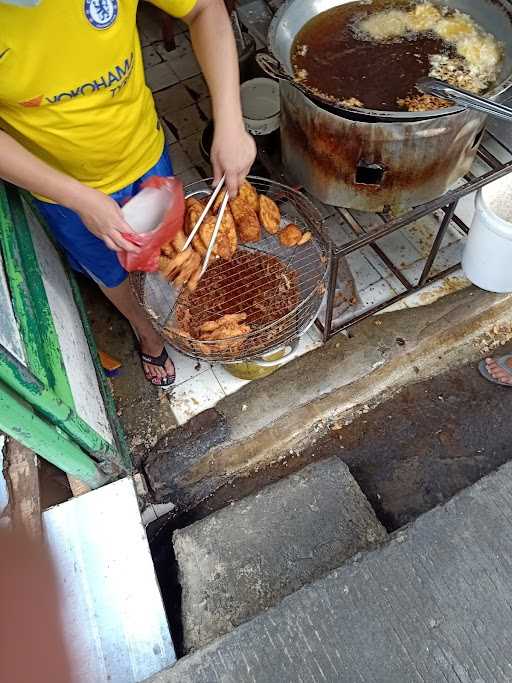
[266,0,512,121]
[280,80,486,211]
[259,0,512,210]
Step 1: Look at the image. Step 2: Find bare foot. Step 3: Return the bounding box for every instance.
[484,357,512,385]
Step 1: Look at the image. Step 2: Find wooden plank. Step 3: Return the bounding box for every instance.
[3,437,41,538]
[0,434,9,525]
[0,182,67,393]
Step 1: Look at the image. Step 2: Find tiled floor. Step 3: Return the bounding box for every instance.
[135,4,487,425]
[166,327,323,425]
[321,202,471,329]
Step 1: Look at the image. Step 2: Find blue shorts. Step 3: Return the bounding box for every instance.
[34,148,173,288]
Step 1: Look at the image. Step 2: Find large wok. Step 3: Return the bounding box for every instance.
[260,0,512,121]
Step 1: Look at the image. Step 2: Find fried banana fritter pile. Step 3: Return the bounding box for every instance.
[159,181,315,357]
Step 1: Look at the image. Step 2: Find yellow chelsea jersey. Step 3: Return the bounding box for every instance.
[0,0,196,197]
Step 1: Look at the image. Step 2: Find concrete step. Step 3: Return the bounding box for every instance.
[142,287,512,510]
[147,460,512,683]
[173,458,387,652]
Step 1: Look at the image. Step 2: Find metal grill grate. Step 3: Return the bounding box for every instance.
[132,177,330,363]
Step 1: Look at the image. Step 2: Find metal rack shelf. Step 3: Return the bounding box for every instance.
[257,126,512,343]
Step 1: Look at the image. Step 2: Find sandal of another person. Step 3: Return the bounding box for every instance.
[478,354,512,387]
[139,347,176,388]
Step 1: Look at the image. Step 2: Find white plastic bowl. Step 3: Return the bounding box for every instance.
[240,77,280,136]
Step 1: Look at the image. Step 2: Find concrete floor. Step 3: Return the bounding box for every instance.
[139,286,512,511]
[150,456,512,683]
[305,344,512,531]
[160,342,512,532]
[149,339,512,665]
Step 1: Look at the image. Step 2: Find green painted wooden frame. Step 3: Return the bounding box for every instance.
[0,181,130,474]
[0,380,109,489]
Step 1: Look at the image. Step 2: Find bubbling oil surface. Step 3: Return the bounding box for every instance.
[291,0,502,112]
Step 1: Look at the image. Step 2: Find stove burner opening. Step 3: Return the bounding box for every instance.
[356,161,386,185]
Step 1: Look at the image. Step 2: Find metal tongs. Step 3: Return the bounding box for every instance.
[417,78,512,122]
[182,174,230,277]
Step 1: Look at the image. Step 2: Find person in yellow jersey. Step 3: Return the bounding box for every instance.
[0,0,256,387]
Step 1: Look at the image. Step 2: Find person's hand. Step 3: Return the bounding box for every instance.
[71,187,141,253]
[211,120,256,197]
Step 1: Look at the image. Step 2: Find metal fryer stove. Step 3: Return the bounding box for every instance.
[261,0,512,212]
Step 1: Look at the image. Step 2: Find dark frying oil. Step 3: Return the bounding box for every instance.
[291,0,455,111]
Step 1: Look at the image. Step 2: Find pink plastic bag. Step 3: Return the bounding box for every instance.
[117,176,185,273]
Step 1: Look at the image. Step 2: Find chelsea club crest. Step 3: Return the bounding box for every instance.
[85,0,118,29]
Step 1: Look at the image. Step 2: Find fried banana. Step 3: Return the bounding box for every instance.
[185,205,203,236]
[199,215,232,260]
[186,196,204,213]
[191,232,207,256]
[298,231,312,245]
[201,323,251,353]
[238,212,261,243]
[172,228,187,251]
[202,323,251,341]
[220,206,238,256]
[230,196,261,243]
[259,195,281,234]
[159,254,172,273]
[174,251,201,287]
[212,188,228,214]
[238,181,259,212]
[199,312,247,334]
[185,204,210,256]
[161,243,175,258]
[162,248,194,279]
[187,265,202,292]
[230,195,251,222]
[279,223,303,247]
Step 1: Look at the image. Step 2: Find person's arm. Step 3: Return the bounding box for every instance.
[0,130,139,252]
[182,0,256,196]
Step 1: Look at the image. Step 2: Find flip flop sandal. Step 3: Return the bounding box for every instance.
[140,347,176,388]
[478,354,512,387]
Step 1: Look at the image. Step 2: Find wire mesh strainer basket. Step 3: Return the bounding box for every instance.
[131,177,330,363]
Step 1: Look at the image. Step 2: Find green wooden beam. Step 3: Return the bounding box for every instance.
[0,345,121,464]
[27,194,131,471]
[0,380,109,489]
[0,183,73,406]
[0,181,130,475]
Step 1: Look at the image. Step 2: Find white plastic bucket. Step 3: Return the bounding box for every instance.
[462,175,512,293]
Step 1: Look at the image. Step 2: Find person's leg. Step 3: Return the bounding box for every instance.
[99,279,175,384]
[33,199,175,386]
[106,145,176,383]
